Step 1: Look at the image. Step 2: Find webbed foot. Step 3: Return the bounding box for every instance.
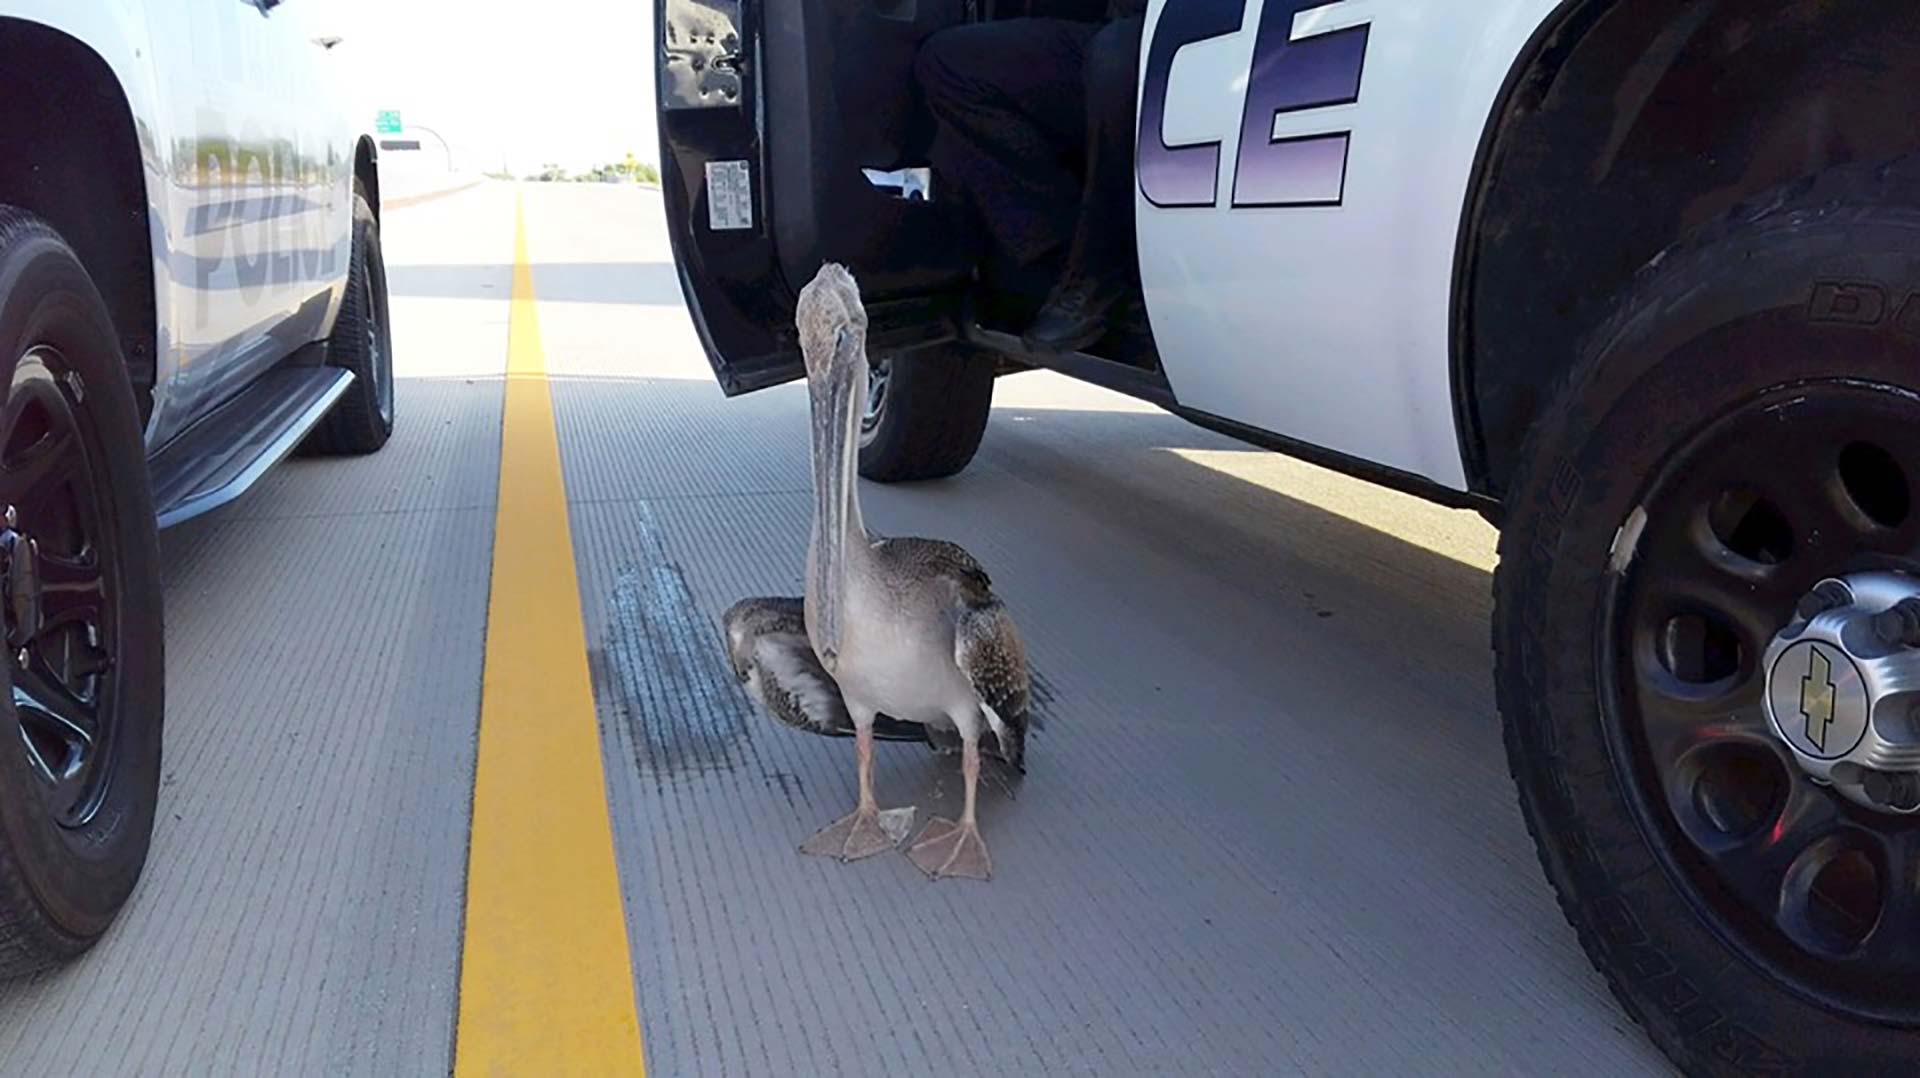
[799,806,916,861]
[906,817,991,881]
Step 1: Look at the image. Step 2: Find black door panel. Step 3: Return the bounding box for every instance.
[659,0,972,395]
[763,0,972,297]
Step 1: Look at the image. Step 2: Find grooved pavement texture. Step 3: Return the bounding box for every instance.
[521,186,1673,1075]
[0,183,516,1074]
[0,181,1676,1075]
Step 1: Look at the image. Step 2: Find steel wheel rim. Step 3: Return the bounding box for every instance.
[1600,377,1920,1024]
[859,357,890,444]
[0,347,117,828]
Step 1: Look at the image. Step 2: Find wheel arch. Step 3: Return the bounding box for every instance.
[354,136,381,221]
[1453,0,1920,502]
[0,17,158,425]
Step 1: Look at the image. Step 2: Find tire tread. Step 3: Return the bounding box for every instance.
[1494,152,1920,1074]
[0,205,161,978]
[304,185,392,456]
[858,345,996,482]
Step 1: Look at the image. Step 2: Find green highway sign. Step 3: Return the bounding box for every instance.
[375,110,402,134]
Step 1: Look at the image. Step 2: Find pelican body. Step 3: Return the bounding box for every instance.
[722,263,1029,879]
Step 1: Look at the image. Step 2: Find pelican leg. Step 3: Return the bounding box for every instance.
[907,735,992,881]
[800,722,915,861]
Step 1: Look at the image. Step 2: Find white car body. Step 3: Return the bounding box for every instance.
[656,0,1605,511]
[0,0,363,454]
[1139,0,1560,489]
[0,0,394,984]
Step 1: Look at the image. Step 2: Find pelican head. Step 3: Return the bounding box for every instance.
[796,262,867,381]
[795,263,869,668]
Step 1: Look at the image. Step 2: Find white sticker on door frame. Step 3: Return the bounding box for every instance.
[704,160,753,231]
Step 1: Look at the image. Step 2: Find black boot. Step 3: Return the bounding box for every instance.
[1023,261,1126,355]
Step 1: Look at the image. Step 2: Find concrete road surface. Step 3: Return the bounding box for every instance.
[0,181,1672,1076]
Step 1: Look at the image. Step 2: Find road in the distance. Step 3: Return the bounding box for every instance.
[0,181,1671,1075]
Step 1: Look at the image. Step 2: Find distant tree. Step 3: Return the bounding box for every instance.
[520,158,659,185]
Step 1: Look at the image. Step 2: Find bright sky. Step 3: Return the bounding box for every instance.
[317,1,660,175]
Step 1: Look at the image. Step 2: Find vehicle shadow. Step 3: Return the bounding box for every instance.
[881,397,1505,821]
[548,371,1500,756]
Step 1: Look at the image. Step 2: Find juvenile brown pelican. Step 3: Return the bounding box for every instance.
[723,263,1029,880]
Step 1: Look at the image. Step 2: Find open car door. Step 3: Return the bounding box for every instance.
[657,0,974,395]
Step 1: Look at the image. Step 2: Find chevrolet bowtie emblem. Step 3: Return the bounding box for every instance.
[1800,645,1838,753]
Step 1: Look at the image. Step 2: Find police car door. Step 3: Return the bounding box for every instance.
[1136,0,1559,490]
[657,0,974,395]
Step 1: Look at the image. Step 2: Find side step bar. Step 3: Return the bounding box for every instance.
[964,326,1176,409]
[149,367,355,528]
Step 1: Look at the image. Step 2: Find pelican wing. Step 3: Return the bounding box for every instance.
[722,596,924,741]
[879,537,993,602]
[873,538,1028,767]
[954,599,1030,771]
[750,626,856,737]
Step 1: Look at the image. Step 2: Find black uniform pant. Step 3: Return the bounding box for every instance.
[914,16,1144,276]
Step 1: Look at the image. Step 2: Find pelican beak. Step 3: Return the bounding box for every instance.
[807,325,861,666]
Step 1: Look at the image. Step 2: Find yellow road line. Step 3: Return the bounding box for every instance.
[454,192,645,1076]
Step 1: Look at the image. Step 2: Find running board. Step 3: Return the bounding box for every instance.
[964,327,1176,409]
[150,368,355,528]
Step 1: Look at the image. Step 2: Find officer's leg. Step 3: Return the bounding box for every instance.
[1026,15,1146,353]
[1082,15,1145,278]
[915,19,1098,266]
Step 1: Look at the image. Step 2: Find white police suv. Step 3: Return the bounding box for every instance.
[0,1,392,973]
[659,1,1920,1070]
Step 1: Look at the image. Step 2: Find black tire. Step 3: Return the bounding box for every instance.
[1497,158,1920,1074]
[857,345,995,482]
[304,182,394,455]
[0,207,163,976]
